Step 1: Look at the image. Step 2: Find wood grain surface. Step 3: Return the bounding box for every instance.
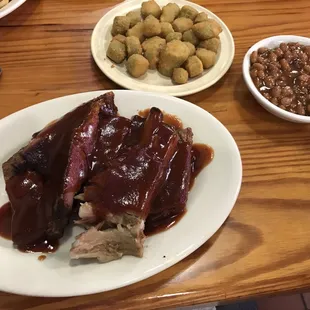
[1,0,310,309]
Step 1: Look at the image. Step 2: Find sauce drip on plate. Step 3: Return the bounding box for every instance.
[0,202,58,253]
[38,255,47,261]
[190,143,214,189]
[0,202,12,240]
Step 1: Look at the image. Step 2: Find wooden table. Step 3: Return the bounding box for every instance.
[1,0,310,309]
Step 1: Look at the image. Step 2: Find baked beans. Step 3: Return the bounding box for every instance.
[250,42,310,116]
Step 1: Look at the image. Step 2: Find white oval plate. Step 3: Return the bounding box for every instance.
[0,0,26,19]
[0,90,242,297]
[91,0,235,97]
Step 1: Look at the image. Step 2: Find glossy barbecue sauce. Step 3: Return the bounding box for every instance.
[87,108,179,219]
[145,143,214,235]
[0,111,214,244]
[0,98,108,254]
[0,202,12,240]
[17,239,59,254]
[190,143,214,189]
[139,109,183,130]
[145,211,186,236]
[0,202,59,253]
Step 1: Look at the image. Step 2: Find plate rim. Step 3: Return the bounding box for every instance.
[0,0,27,19]
[0,90,242,297]
[91,0,235,97]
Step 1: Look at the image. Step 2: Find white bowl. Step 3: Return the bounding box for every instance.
[0,0,26,19]
[243,35,310,123]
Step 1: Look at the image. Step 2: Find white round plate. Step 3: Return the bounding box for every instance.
[91,0,235,97]
[0,0,26,19]
[0,90,242,297]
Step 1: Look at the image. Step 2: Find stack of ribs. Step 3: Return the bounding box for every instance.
[2,92,193,263]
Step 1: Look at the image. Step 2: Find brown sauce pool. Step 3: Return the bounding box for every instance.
[190,143,214,189]
[0,202,59,253]
[0,202,12,240]
[17,239,59,254]
[145,212,187,236]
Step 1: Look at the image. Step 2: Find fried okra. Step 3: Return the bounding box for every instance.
[126,54,149,77]
[126,10,141,27]
[112,34,126,44]
[141,0,161,19]
[127,22,145,43]
[166,32,182,42]
[126,36,142,57]
[183,29,199,46]
[143,15,161,38]
[172,68,189,84]
[185,56,203,77]
[195,12,208,23]
[196,48,217,69]
[107,40,127,64]
[142,36,166,69]
[160,3,180,23]
[172,17,193,33]
[199,37,221,53]
[192,20,222,40]
[158,40,190,77]
[144,49,159,69]
[111,16,130,36]
[160,22,174,38]
[183,42,196,56]
[179,5,198,21]
[107,2,222,82]
[142,36,166,51]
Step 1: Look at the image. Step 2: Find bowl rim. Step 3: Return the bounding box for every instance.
[243,35,310,122]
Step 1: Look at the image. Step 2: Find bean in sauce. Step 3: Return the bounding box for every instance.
[250,42,310,116]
